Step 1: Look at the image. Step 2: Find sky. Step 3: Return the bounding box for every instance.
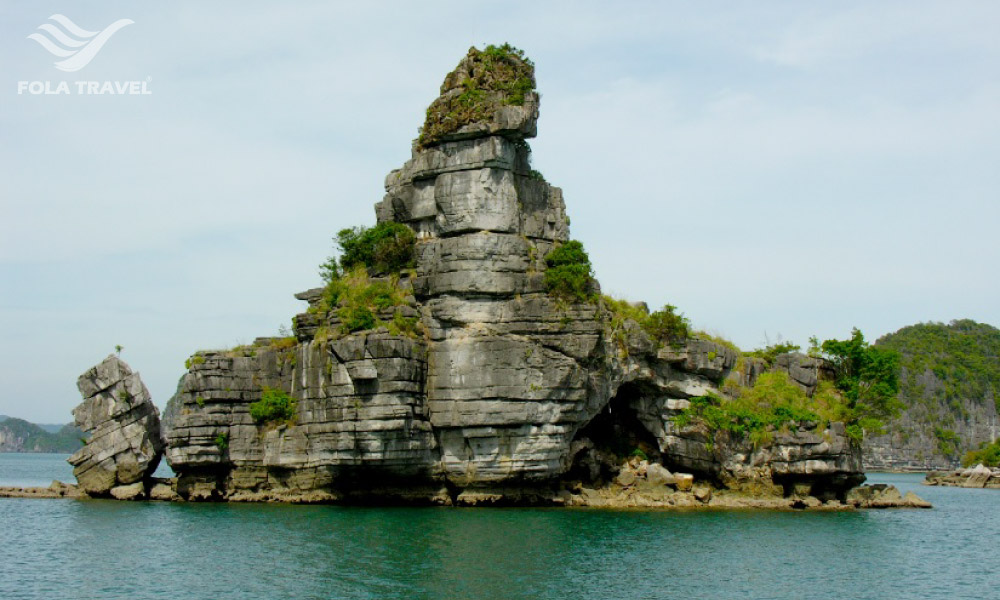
[2,1,998,423]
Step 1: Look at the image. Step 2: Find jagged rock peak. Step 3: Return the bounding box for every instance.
[377,44,564,246]
[418,44,539,148]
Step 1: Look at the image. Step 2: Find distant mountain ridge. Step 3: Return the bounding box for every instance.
[864,319,1000,470]
[0,416,84,453]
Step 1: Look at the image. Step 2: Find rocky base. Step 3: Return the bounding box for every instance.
[565,484,929,510]
[924,464,1000,489]
[1,476,930,510]
[843,484,932,508]
[0,481,81,499]
[560,457,929,510]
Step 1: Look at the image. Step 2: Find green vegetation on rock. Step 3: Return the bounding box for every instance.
[602,296,691,346]
[645,305,691,342]
[933,427,961,457]
[419,43,535,147]
[602,296,648,324]
[819,328,901,435]
[321,266,412,335]
[963,438,1000,467]
[816,319,1000,465]
[544,240,595,303]
[675,372,851,446]
[594,275,988,457]
[249,387,297,426]
[312,221,420,338]
[746,342,802,367]
[321,222,416,280]
[876,319,1000,413]
[676,377,812,447]
[676,328,898,445]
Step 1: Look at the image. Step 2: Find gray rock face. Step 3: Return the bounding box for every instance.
[68,355,164,495]
[646,463,675,486]
[658,417,863,497]
[773,353,834,395]
[658,340,739,380]
[164,333,439,497]
[863,366,999,471]
[160,48,865,504]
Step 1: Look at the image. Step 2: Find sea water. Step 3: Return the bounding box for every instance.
[1,453,995,600]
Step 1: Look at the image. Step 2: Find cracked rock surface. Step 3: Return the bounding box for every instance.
[68,355,164,495]
[161,48,867,504]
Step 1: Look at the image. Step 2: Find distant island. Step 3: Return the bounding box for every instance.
[0,415,83,453]
[866,319,1000,470]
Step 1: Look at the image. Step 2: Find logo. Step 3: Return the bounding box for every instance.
[17,14,149,96]
[27,14,134,72]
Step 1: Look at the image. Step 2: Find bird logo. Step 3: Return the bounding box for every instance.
[27,14,134,72]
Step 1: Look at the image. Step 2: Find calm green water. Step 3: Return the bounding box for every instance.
[1,454,996,600]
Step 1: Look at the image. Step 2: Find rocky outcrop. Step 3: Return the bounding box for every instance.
[418,45,539,147]
[773,353,833,396]
[67,355,164,496]
[844,484,932,508]
[165,334,439,502]
[159,46,870,506]
[0,481,82,500]
[657,417,863,498]
[924,464,1000,489]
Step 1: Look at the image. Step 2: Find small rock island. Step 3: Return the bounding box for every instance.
[11,45,929,510]
[925,463,1000,489]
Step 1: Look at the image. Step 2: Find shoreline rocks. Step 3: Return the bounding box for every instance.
[0,480,82,499]
[924,464,1000,489]
[0,477,931,510]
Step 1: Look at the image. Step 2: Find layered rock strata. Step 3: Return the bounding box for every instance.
[165,335,439,501]
[68,355,164,496]
[161,47,874,506]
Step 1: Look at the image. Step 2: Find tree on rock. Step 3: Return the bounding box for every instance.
[320,221,416,281]
[544,240,595,303]
[820,328,901,437]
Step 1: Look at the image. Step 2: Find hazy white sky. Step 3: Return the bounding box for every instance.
[2,1,998,422]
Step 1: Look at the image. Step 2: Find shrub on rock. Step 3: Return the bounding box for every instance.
[544,240,594,303]
[249,387,297,425]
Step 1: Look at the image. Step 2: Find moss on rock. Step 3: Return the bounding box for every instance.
[419,44,536,147]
